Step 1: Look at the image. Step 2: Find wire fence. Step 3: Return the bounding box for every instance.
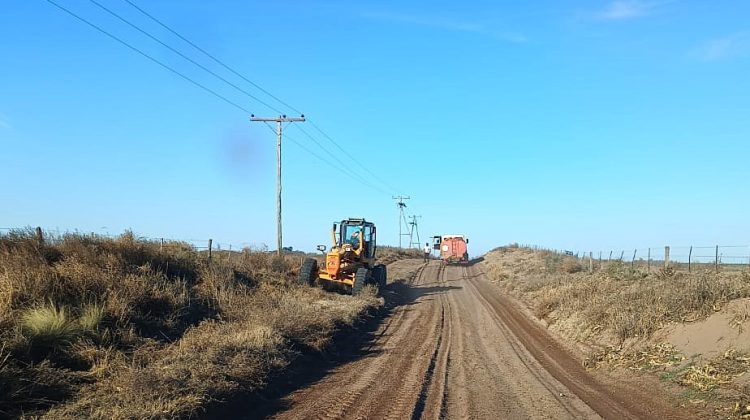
[515,243,750,273]
[0,226,277,259]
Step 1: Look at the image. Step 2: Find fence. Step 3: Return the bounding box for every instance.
[0,226,273,262]
[515,243,750,273]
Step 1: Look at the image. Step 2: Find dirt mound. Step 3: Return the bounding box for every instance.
[664,298,750,359]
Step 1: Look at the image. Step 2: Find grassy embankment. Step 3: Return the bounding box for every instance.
[0,230,419,418]
[483,245,750,416]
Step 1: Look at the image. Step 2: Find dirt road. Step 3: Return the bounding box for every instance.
[261,261,685,420]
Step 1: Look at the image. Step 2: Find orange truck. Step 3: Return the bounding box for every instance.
[432,235,469,264]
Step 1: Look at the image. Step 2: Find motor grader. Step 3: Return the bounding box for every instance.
[298,218,387,295]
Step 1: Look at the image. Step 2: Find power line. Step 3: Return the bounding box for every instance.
[50,0,400,197]
[88,0,282,114]
[307,119,401,194]
[289,124,390,195]
[286,133,391,195]
[121,0,400,195]
[44,0,253,114]
[121,0,302,115]
[262,123,390,195]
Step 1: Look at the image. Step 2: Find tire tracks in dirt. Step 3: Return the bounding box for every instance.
[260,260,687,420]
[271,261,445,420]
[462,263,687,420]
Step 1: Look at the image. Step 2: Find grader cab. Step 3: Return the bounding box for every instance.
[298,218,387,295]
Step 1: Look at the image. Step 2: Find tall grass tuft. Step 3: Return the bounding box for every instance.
[78,303,104,333]
[21,303,79,352]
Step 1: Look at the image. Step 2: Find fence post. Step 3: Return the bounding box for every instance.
[647,248,651,272]
[589,252,593,273]
[160,238,164,253]
[632,249,637,269]
[608,251,612,262]
[619,250,625,261]
[715,245,719,273]
[35,226,44,245]
[229,244,232,263]
[688,246,692,273]
[208,239,213,261]
[664,246,670,269]
[599,251,602,269]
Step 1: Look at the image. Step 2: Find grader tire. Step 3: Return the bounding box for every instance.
[376,264,387,289]
[299,258,318,287]
[352,267,369,296]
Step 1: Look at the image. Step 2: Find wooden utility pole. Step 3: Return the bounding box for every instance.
[250,114,305,256]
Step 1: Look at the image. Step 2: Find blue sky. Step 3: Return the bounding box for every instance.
[1,0,749,255]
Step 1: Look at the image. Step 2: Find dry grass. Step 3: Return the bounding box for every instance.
[485,246,750,417]
[583,343,685,371]
[660,350,750,396]
[484,247,750,343]
[377,246,423,265]
[0,229,384,418]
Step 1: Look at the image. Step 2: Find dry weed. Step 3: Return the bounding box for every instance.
[584,343,684,371]
[483,247,750,343]
[679,350,750,392]
[0,229,389,418]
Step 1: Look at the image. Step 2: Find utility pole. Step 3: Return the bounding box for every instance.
[250,114,305,256]
[392,196,410,248]
[408,215,422,249]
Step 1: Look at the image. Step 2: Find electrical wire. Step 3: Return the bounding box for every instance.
[121,0,302,115]
[44,0,253,114]
[289,124,389,193]
[307,119,401,194]
[48,0,400,196]
[120,0,400,195]
[261,123,390,195]
[88,0,282,114]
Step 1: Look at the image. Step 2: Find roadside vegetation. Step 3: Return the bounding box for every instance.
[483,245,750,417]
[0,229,384,418]
[484,245,750,343]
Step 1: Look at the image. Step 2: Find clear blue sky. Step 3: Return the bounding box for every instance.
[1,1,749,255]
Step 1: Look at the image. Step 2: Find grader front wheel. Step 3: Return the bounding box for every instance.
[352,267,369,295]
[299,258,318,287]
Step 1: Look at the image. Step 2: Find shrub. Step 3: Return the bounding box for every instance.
[560,259,583,274]
[21,303,79,354]
[78,303,104,333]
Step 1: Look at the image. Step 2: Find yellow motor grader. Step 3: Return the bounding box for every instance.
[299,218,387,295]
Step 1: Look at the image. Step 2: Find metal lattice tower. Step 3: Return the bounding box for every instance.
[408,215,422,249]
[392,196,411,248]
